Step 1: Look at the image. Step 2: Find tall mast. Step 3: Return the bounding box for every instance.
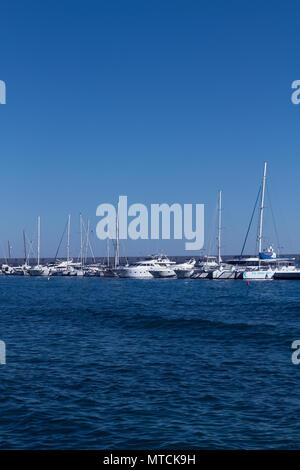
[8,241,11,263]
[67,214,71,265]
[80,212,83,268]
[23,230,27,264]
[85,219,90,264]
[37,216,40,266]
[258,162,267,254]
[114,206,119,268]
[217,190,222,265]
[107,237,110,267]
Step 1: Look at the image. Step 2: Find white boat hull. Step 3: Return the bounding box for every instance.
[243,270,274,280]
[273,271,300,280]
[117,269,153,278]
[149,269,176,278]
[175,269,194,278]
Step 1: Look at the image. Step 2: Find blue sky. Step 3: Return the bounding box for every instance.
[0,0,300,258]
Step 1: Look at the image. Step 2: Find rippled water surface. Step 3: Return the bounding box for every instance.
[0,276,300,449]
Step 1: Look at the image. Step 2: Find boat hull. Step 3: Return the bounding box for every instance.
[273,271,300,280]
[191,270,210,279]
[175,269,194,278]
[243,270,274,280]
[149,270,176,278]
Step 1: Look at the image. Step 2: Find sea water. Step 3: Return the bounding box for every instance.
[0,276,300,449]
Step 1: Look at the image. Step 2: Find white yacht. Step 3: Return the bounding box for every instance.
[191,256,220,279]
[49,260,79,276]
[149,260,177,278]
[12,264,31,276]
[173,259,196,278]
[2,264,15,275]
[28,265,51,276]
[116,255,174,279]
[243,266,274,280]
[211,264,237,279]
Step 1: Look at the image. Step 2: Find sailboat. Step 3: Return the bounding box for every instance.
[241,162,294,280]
[28,217,50,276]
[210,190,237,279]
[241,163,273,280]
[192,190,230,279]
[10,231,31,275]
[75,213,85,276]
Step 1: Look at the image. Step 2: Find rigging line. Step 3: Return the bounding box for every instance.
[266,182,280,254]
[240,184,262,259]
[54,220,68,262]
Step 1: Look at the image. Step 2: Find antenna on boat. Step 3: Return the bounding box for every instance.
[257,162,267,254]
[217,190,222,265]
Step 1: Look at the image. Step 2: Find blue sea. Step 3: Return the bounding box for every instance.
[0,276,300,449]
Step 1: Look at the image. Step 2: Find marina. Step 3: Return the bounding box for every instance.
[1,162,299,281]
[2,0,300,453]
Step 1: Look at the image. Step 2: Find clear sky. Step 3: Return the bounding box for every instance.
[0,0,300,258]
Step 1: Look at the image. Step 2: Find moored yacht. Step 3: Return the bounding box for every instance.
[28,265,51,276]
[116,255,174,278]
[191,256,220,279]
[12,264,31,276]
[173,259,196,278]
[273,265,300,279]
[149,264,177,278]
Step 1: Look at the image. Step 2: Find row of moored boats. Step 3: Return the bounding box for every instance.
[1,247,299,279]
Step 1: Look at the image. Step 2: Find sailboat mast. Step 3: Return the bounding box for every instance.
[258,162,267,254]
[67,214,71,265]
[217,190,222,265]
[8,241,11,263]
[80,213,83,267]
[37,216,40,266]
[23,230,27,264]
[114,206,119,269]
[107,237,110,267]
[85,219,90,264]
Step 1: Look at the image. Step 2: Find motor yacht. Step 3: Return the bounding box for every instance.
[116,255,174,278]
[173,259,196,278]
